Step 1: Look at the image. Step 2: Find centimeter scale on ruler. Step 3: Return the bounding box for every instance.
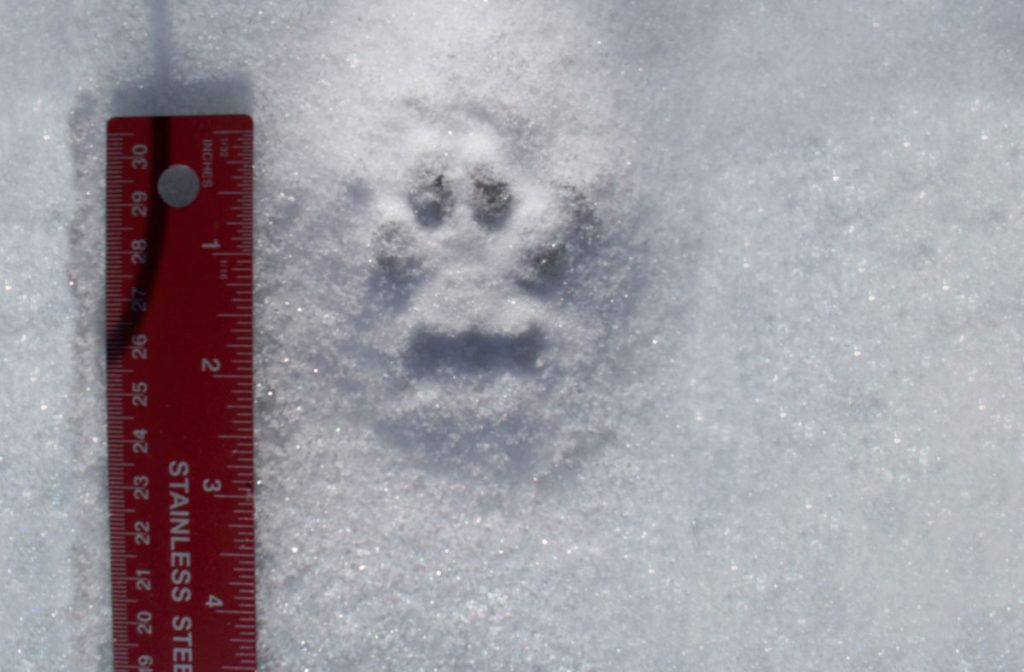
[106,115,256,672]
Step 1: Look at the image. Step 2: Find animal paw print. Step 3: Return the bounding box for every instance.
[370,158,603,376]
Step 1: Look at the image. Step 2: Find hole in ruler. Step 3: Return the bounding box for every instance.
[157,164,200,208]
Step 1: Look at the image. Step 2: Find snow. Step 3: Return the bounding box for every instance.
[2,0,1024,670]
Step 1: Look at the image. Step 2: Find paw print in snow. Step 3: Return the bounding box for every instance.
[372,162,602,377]
[359,116,630,477]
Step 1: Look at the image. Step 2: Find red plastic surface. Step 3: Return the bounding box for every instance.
[106,115,255,672]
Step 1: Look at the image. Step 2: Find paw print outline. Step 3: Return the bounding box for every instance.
[371,159,604,377]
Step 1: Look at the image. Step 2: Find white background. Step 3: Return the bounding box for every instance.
[1,1,1022,670]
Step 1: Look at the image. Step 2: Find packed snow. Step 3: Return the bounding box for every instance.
[2,0,1023,670]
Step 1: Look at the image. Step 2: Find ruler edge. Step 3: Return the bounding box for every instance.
[108,114,254,131]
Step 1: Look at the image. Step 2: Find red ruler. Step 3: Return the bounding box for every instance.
[106,115,256,672]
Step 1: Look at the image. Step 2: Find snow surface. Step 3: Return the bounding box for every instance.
[2,0,1024,670]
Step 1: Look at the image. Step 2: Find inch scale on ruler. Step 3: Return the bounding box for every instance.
[106,115,256,672]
